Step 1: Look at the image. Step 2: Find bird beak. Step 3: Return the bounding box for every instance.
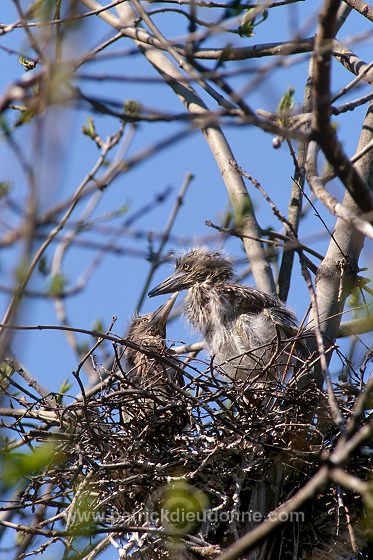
[148,271,189,297]
[148,292,178,329]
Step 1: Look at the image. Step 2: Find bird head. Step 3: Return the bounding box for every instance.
[127,293,178,346]
[148,248,234,297]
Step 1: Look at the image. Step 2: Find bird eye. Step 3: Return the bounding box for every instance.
[183,263,190,271]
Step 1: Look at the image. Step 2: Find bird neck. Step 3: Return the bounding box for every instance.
[127,337,166,372]
[185,281,234,339]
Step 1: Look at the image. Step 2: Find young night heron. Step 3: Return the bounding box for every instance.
[125,292,182,384]
[123,293,184,423]
[148,248,307,385]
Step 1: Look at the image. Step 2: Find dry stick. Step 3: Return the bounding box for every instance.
[0,321,194,388]
[50,127,123,379]
[78,8,312,144]
[0,121,39,364]
[218,413,373,560]
[136,172,194,311]
[338,315,373,337]
[0,139,112,358]
[342,0,373,23]
[1,1,127,32]
[0,519,215,539]
[80,0,275,295]
[0,322,263,442]
[4,357,50,399]
[140,0,302,8]
[312,1,373,215]
[306,91,373,388]
[344,370,373,437]
[17,183,172,254]
[323,137,373,184]
[331,55,373,102]
[306,142,373,239]
[234,0,350,105]
[330,468,370,497]
[334,2,353,32]
[13,0,46,62]
[342,494,359,555]
[171,341,205,354]
[77,90,309,141]
[1,16,314,63]
[190,37,314,61]
[206,219,324,263]
[284,89,373,130]
[278,54,313,302]
[84,535,112,560]
[131,3,308,60]
[217,466,329,560]
[332,91,373,115]
[260,89,373,137]
[233,163,295,233]
[298,257,343,425]
[331,42,373,111]
[0,131,199,358]
[131,0,236,111]
[0,408,57,421]
[227,164,320,556]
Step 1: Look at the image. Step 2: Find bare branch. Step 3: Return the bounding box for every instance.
[312,1,373,214]
[342,0,373,22]
[80,0,276,294]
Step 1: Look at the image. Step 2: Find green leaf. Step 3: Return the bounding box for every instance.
[14,106,36,127]
[1,443,59,490]
[82,116,97,140]
[0,362,13,386]
[59,377,73,395]
[48,273,66,296]
[239,9,255,37]
[277,87,295,116]
[55,377,73,404]
[19,56,37,72]
[118,203,130,216]
[38,256,48,276]
[26,0,54,21]
[161,481,208,536]
[123,99,142,119]
[0,182,10,199]
[239,7,268,37]
[92,319,104,333]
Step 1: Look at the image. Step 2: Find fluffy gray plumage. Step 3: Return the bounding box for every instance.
[125,293,182,398]
[149,248,306,382]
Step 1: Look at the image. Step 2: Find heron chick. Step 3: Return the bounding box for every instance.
[125,292,182,392]
[149,248,307,384]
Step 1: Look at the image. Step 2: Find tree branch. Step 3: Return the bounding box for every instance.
[312,0,373,214]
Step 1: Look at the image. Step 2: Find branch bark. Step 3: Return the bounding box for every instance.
[312,0,373,215]
[308,102,373,370]
[80,0,276,294]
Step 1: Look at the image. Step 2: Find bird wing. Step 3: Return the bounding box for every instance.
[222,284,303,340]
[222,284,293,316]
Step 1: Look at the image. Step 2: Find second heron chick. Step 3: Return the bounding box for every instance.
[125,292,182,392]
[120,292,188,434]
